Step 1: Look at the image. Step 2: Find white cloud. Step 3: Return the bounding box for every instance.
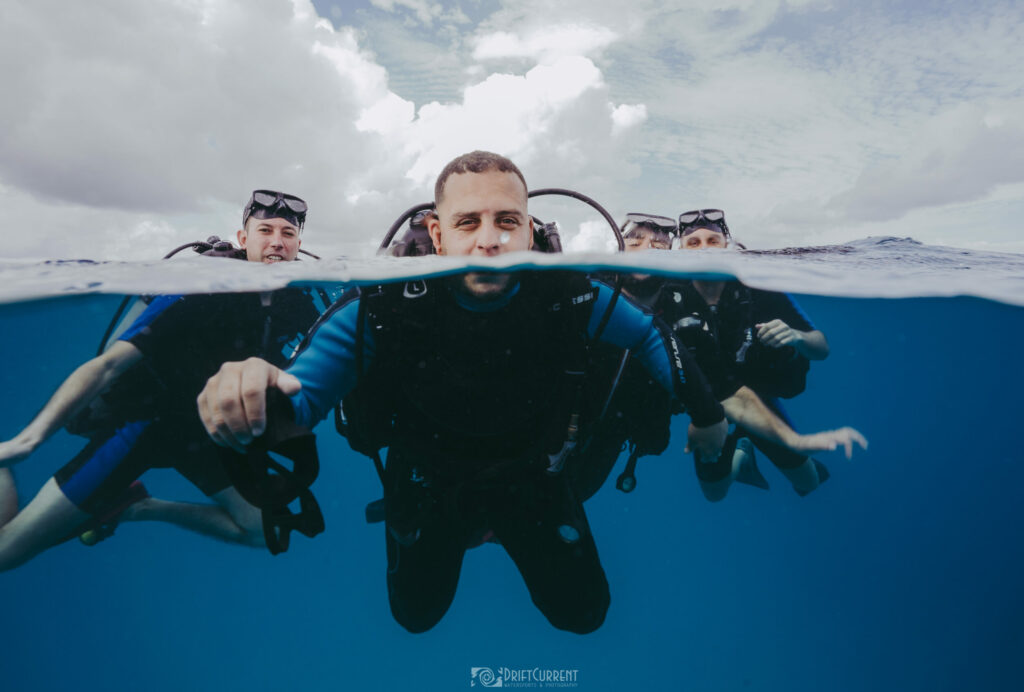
[473,25,619,63]
[565,219,618,253]
[610,104,647,136]
[397,56,634,190]
[828,101,1024,221]
[0,0,385,227]
[2,0,1023,262]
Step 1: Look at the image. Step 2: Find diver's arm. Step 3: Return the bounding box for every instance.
[795,328,829,360]
[587,282,727,458]
[0,341,143,466]
[722,386,867,458]
[285,292,368,428]
[720,386,797,445]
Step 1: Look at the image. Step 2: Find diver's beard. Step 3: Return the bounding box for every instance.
[457,272,515,300]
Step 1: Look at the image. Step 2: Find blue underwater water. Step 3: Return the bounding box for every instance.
[1,244,1023,692]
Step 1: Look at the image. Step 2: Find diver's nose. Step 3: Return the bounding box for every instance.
[476,219,502,255]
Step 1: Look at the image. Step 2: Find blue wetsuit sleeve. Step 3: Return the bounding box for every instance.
[285,294,374,428]
[119,295,185,344]
[588,281,724,427]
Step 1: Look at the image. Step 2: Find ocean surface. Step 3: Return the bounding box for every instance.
[2,238,1023,692]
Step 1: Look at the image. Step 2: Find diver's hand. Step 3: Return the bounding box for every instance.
[0,438,35,468]
[790,427,868,459]
[197,357,302,452]
[684,418,729,462]
[755,319,801,349]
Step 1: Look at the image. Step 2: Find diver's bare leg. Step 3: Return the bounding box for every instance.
[0,477,89,572]
[779,458,821,495]
[122,487,265,548]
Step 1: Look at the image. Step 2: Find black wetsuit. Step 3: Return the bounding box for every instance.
[659,280,817,482]
[289,272,723,634]
[571,276,817,495]
[56,289,321,514]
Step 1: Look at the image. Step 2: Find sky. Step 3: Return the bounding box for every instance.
[1,0,1022,260]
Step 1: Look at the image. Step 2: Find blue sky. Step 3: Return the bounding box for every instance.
[1,0,1021,259]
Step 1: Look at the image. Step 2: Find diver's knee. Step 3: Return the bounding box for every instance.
[236,515,267,548]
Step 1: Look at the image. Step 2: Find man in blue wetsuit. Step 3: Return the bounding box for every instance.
[0,190,321,571]
[198,152,858,634]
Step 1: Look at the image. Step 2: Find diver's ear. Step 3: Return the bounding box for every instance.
[236,228,248,248]
[527,216,534,251]
[426,211,443,254]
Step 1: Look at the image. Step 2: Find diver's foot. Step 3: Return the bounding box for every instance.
[78,481,150,546]
[793,459,830,497]
[732,438,770,490]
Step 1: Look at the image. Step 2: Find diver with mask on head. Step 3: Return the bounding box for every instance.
[673,208,843,500]
[0,190,323,571]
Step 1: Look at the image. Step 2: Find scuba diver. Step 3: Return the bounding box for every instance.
[576,210,864,502]
[674,208,839,499]
[0,190,323,571]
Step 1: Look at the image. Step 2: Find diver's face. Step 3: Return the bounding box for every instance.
[624,228,672,252]
[237,217,301,263]
[428,169,534,299]
[680,228,727,250]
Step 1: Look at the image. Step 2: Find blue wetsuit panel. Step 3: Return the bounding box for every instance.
[117,295,184,342]
[58,421,151,508]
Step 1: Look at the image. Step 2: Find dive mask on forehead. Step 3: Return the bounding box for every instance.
[678,209,730,239]
[243,189,308,229]
[622,213,677,249]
